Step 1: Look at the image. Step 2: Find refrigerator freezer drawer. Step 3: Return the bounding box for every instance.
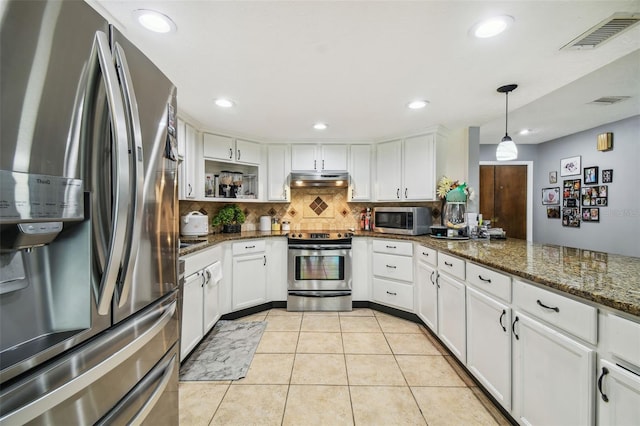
[0,292,179,425]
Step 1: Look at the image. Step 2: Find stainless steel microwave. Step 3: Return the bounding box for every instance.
[373,207,432,235]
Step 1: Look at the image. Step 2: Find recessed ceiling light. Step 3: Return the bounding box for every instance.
[470,15,514,38]
[407,100,429,109]
[214,98,234,108]
[133,9,176,33]
[313,123,328,130]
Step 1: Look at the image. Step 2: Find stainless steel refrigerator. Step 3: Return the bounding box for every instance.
[0,0,180,423]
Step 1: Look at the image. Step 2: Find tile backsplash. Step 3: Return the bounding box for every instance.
[179,188,441,232]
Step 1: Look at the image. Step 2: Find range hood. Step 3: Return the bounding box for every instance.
[290,172,350,187]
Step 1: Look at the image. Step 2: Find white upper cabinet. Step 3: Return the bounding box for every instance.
[375,140,403,201]
[203,133,261,165]
[291,144,348,172]
[267,144,290,201]
[348,145,372,201]
[375,130,441,201]
[179,122,201,200]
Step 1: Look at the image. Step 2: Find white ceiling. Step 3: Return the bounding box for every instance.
[89,1,640,145]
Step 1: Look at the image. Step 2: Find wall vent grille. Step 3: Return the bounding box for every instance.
[561,13,640,50]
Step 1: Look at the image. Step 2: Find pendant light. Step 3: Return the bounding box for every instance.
[496,84,518,161]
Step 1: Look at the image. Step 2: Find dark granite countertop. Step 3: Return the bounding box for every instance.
[180,231,640,317]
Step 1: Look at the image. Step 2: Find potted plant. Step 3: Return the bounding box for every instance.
[211,204,245,233]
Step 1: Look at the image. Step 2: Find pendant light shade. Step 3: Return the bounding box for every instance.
[496,84,518,161]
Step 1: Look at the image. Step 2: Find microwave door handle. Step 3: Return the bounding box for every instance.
[87,31,131,315]
[112,43,145,308]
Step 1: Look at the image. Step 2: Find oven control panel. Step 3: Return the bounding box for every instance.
[287,232,354,240]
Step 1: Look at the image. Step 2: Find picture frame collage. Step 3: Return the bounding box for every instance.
[545,155,613,226]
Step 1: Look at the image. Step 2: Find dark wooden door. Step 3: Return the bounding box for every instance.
[480,165,527,240]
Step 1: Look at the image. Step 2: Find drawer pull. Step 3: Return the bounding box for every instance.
[536,299,560,313]
[386,291,397,296]
[386,264,397,269]
[512,316,519,340]
[444,261,453,267]
[478,275,492,283]
[422,252,429,256]
[386,245,397,249]
[598,367,609,403]
[245,245,256,249]
[499,309,506,332]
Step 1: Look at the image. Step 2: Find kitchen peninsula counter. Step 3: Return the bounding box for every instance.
[180,230,640,317]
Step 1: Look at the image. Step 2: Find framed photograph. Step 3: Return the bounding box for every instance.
[602,169,613,183]
[560,156,581,177]
[584,166,598,184]
[582,207,600,222]
[546,206,560,219]
[582,185,608,207]
[549,171,557,184]
[562,207,580,227]
[563,179,581,208]
[542,187,560,205]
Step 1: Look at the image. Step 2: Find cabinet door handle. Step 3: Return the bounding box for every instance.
[386,291,397,296]
[444,261,453,267]
[536,299,560,313]
[597,367,609,402]
[512,316,519,340]
[284,188,288,200]
[200,272,206,288]
[499,309,507,332]
[263,255,266,266]
[436,274,440,288]
[187,183,192,196]
[352,188,355,198]
[430,270,436,285]
[385,264,397,269]
[237,149,241,161]
[396,188,400,199]
[322,159,325,170]
[478,275,492,283]
[229,147,233,159]
[205,269,211,285]
[405,188,408,198]
[314,159,317,170]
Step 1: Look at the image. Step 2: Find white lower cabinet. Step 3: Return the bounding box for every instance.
[181,271,205,361]
[352,237,371,301]
[266,238,287,301]
[180,245,223,361]
[416,258,438,331]
[371,239,414,311]
[437,272,467,362]
[466,286,512,410]
[232,240,267,311]
[597,359,640,425]
[512,312,595,426]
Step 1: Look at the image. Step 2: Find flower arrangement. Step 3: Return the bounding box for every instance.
[437,176,475,201]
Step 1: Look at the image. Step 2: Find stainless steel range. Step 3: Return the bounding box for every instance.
[287,232,353,311]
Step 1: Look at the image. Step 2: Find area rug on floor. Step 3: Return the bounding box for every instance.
[179,320,266,381]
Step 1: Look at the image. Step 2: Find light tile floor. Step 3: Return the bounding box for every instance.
[179,308,512,426]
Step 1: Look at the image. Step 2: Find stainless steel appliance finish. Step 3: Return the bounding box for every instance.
[373,206,432,235]
[289,171,350,187]
[0,0,179,423]
[287,232,353,311]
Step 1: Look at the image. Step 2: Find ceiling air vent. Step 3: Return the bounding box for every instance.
[561,13,640,50]
[588,96,631,105]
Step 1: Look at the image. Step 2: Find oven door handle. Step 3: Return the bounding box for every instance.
[288,244,351,250]
[288,291,351,298]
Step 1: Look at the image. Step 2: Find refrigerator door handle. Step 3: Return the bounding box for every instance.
[88,31,131,315]
[0,299,176,425]
[112,42,145,308]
